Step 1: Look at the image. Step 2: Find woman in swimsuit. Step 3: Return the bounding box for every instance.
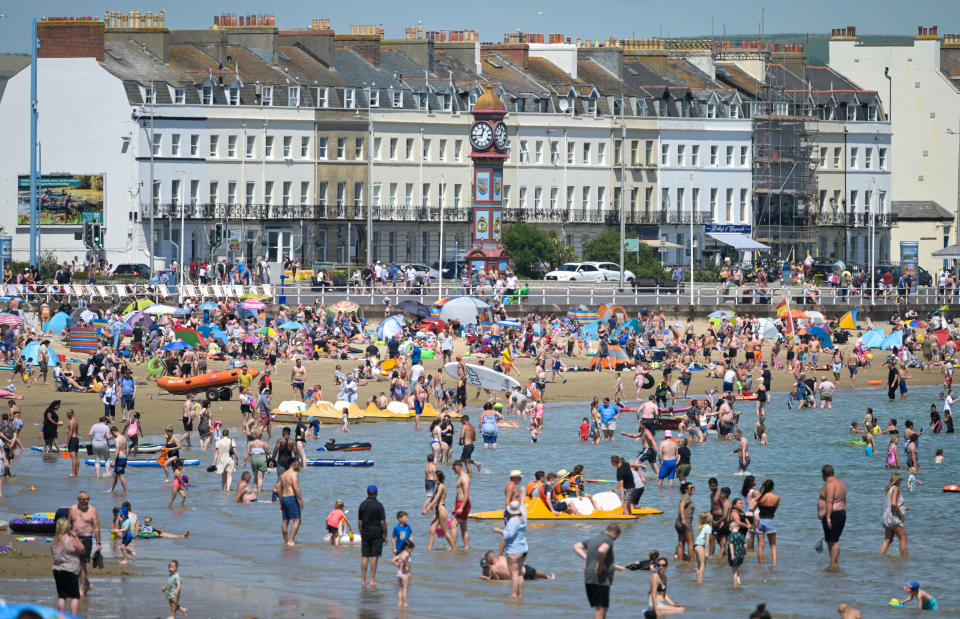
[648,558,685,614]
[439,415,455,464]
[160,425,181,483]
[168,460,187,508]
[428,420,443,462]
[234,471,258,503]
[751,479,780,567]
[242,432,270,492]
[886,436,901,469]
[294,412,308,467]
[422,469,455,551]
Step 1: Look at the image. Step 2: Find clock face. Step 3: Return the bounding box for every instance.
[470,121,494,150]
[493,122,509,151]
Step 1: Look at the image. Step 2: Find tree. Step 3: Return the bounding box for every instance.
[545,229,576,271]
[582,227,665,279]
[502,223,551,278]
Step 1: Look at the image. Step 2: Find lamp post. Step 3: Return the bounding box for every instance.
[689,172,694,306]
[438,174,444,300]
[619,96,626,288]
[179,170,186,289]
[365,83,374,265]
[871,177,876,305]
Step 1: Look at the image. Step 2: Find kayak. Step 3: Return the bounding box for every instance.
[734,395,758,401]
[316,442,372,452]
[306,459,374,467]
[31,443,163,455]
[469,491,662,520]
[84,459,200,467]
[9,513,57,534]
[659,406,692,414]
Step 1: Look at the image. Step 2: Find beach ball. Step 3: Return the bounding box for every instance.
[867,353,873,359]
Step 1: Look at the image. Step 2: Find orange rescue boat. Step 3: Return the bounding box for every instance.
[157,368,259,400]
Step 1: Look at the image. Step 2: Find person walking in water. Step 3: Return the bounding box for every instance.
[276,459,303,547]
[359,485,387,587]
[880,473,908,556]
[817,465,847,569]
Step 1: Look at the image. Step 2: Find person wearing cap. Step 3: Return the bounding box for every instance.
[493,500,527,599]
[359,485,387,586]
[900,581,937,610]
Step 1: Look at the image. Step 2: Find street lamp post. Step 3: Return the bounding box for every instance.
[619,97,626,288]
[871,177,876,305]
[438,174,444,301]
[365,83,374,265]
[689,173,694,306]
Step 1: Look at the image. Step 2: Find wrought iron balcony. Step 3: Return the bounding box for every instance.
[814,212,898,228]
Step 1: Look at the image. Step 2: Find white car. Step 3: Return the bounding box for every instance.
[595,262,636,283]
[543,262,606,282]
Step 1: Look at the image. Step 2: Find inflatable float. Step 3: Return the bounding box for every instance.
[316,441,372,452]
[866,380,883,386]
[469,491,662,520]
[305,459,374,467]
[157,368,259,400]
[9,513,57,534]
[84,459,200,467]
[31,443,163,455]
[658,406,692,414]
[274,400,459,425]
[943,484,960,493]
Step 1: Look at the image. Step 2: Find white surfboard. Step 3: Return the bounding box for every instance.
[592,491,623,512]
[444,362,521,393]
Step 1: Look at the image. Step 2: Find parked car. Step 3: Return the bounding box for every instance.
[544,262,606,282]
[399,263,441,281]
[113,263,151,278]
[435,259,467,279]
[594,262,636,283]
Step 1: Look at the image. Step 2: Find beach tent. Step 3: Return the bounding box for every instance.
[808,325,835,349]
[615,319,642,336]
[439,297,491,326]
[376,314,404,341]
[588,345,631,370]
[22,340,60,366]
[755,317,781,340]
[597,304,628,325]
[860,328,886,349]
[396,300,431,318]
[880,330,904,350]
[580,320,602,340]
[837,308,858,330]
[567,308,598,324]
[42,312,73,334]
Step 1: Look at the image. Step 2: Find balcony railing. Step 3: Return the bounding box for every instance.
[813,212,898,228]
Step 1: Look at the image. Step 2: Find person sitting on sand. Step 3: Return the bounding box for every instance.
[480,550,555,581]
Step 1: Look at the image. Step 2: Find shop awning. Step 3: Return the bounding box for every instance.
[706,232,771,252]
[932,244,960,257]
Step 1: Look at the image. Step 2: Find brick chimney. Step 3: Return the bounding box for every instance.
[481,40,529,69]
[104,10,170,62]
[37,16,105,61]
[279,18,335,67]
[336,25,384,66]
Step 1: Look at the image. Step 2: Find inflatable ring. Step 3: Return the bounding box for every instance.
[642,374,655,389]
[866,380,882,386]
[943,484,960,493]
[146,357,164,375]
[421,350,435,360]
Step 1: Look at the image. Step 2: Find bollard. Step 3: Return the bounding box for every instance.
[566,285,570,305]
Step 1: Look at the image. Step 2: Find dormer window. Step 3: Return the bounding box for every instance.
[261,85,273,106]
[730,102,740,119]
[288,86,300,107]
[538,98,548,112]
[636,100,647,117]
[868,103,878,121]
[339,88,356,108]
[707,103,717,118]
[613,98,622,116]
[468,92,478,111]
[316,87,328,108]
[439,93,452,111]
[656,100,668,117]
[392,90,403,108]
[846,104,856,121]
[228,87,239,106]
[584,97,596,115]
[174,88,185,104]
[515,98,526,112]
[201,86,213,105]
[680,100,691,117]
[369,90,380,108]
[144,86,156,104]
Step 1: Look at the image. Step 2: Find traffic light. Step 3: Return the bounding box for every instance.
[82,222,93,248]
[215,222,224,245]
[92,224,103,249]
[209,229,217,247]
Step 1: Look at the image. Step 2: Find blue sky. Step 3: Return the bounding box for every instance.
[1,0,958,53]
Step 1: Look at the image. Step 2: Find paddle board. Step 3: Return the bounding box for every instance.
[84,459,200,467]
[305,459,374,467]
[444,362,521,393]
[31,443,162,455]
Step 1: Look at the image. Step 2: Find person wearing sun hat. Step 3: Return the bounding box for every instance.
[900,581,937,610]
[493,499,528,599]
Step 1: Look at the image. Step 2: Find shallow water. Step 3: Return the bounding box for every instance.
[2,385,958,618]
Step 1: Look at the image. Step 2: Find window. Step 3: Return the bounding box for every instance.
[438,139,446,162]
[730,103,740,118]
[337,137,346,160]
[584,97,597,115]
[849,190,858,211]
[265,136,274,158]
[725,145,734,166]
[417,92,427,109]
[692,145,700,167]
[740,189,748,222]
[598,142,606,165]
[706,102,717,118]
[820,147,827,167]
[282,181,292,206]
[151,181,161,207]
[404,183,413,206]
[626,187,634,212]
[189,135,198,157]
[422,138,430,161]
[567,141,575,164]
[709,188,718,218]
[260,85,273,106]
[676,188,684,212]
[300,182,309,206]
[519,187,528,209]
[392,90,403,108]
[597,187,605,209]
[246,135,256,159]
[143,86,155,104]
[583,142,592,165]
[519,140,529,163]
[661,143,669,165]
[173,88,185,104]
[710,145,718,166]
[534,187,542,210]
[849,147,858,169]
[340,88,356,108]
[630,141,639,165]
[318,182,328,206]
[535,141,543,164]
[245,182,255,206]
[614,140,622,166]
[152,134,161,156]
[337,182,346,207]
[316,87,328,108]
[833,147,841,168]
[454,184,462,208]
[725,189,734,221]
[405,139,414,160]
[227,182,237,205]
[282,136,292,159]
[171,134,181,157]
[227,135,237,158]
[440,93,453,111]
[680,100,691,117]
[369,90,380,108]
[677,144,686,167]
[209,135,219,158]
[740,146,748,167]
[550,187,558,210]
[301,136,310,158]
[661,188,670,210]
[868,103,878,121]
[879,190,887,212]
[864,190,872,214]
[373,137,382,160]
[879,148,887,170]
[264,181,274,206]
[208,181,218,204]
[356,137,365,160]
[692,187,700,211]
[228,88,239,106]
[645,187,653,212]
[454,140,463,162]
[389,183,398,206]
[389,138,398,160]
[515,98,526,112]
[582,187,591,209]
[865,148,873,169]
[201,86,213,105]
[846,104,856,121]
[288,86,300,107]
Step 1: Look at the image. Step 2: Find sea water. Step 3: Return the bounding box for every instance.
[1,384,957,617]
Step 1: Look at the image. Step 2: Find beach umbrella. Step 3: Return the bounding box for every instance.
[330,300,359,314]
[439,296,491,326]
[174,328,205,348]
[808,325,835,349]
[376,314,404,341]
[755,317,781,340]
[498,319,522,328]
[122,298,155,313]
[42,312,73,334]
[79,309,98,323]
[240,292,268,300]
[162,341,192,351]
[780,309,808,320]
[124,310,153,328]
[198,301,218,310]
[835,260,846,269]
[240,300,266,310]
[236,307,256,319]
[255,326,278,337]
[708,310,737,320]
[433,297,450,306]
[396,299,431,318]
[144,304,177,316]
[107,320,132,335]
[280,321,306,330]
[243,335,261,344]
[0,313,23,326]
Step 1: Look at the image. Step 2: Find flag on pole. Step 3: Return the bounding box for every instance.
[777,297,795,337]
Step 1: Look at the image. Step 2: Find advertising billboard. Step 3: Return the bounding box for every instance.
[900,241,919,277]
[17,174,104,225]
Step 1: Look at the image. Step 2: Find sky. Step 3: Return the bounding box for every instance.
[1,0,959,53]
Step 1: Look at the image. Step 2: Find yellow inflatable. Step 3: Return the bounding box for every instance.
[272,401,459,424]
[469,492,662,521]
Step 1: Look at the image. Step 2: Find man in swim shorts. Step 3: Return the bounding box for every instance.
[290,359,307,400]
[731,430,750,473]
[276,459,303,547]
[817,464,847,568]
[480,551,554,581]
[110,426,129,493]
[452,460,471,549]
[458,416,480,474]
[657,430,679,488]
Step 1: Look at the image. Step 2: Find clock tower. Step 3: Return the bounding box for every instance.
[466,89,511,274]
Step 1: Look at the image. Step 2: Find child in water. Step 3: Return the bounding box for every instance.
[392,540,414,607]
[900,581,938,610]
[935,448,944,464]
[325,499,353,545]
[907,466,923,492]
[168,461,188,508]
[727,520,746,586]
[864,430,875,457]
[578,418,590,442]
